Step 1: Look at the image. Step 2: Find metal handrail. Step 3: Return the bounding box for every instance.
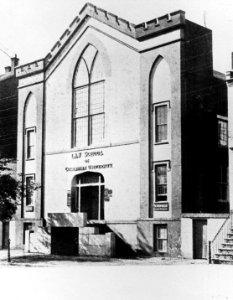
[210,213,231,262]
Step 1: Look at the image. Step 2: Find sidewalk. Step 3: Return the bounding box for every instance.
[0,249,208,267]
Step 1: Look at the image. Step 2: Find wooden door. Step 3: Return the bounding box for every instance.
[193,219,207,259]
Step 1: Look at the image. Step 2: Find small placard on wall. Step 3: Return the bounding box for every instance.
[154,202,169,211]
[67,190,71,206]
[25,206,34,212]
[104,188,113,201]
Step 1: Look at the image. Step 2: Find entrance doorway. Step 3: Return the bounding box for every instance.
[193,219,207,259]
[71,172,104,220]
[51,227,79,255]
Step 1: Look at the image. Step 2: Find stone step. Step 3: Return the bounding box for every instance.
[224,237,233,242]
[79,232,115,257]
[227,233,233,238]
[79,227,100,234]
[222,243,233,248]
[218,248,233,254]
[212,258,233,265]
[215,253,233,260]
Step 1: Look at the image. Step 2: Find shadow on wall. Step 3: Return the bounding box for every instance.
[29,227,51,254]
[113,231,137,258]
[137,226,153,256]
[47,213,87,227]
[106,224,138,258]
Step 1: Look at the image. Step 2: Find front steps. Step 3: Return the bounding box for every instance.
[79,226,116,257]
[26,213,138,258]
[27,224,116,257]
[212,229,233,264]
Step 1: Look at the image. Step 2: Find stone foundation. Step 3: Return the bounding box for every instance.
[79,231,115,257]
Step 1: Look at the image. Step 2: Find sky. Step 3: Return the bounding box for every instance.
[0,0,233,74]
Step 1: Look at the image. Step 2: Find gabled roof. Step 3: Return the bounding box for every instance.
[16,2,186,78]
[45,3,185,65]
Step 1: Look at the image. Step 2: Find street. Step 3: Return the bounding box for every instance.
[0,252,233,300]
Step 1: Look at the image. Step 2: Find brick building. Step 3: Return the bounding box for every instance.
[0,56,19,249]
[12,3,228,258]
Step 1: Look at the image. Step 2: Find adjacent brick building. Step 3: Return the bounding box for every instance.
[0,56,19,249]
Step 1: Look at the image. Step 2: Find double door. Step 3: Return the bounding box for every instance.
[71,183,104,220]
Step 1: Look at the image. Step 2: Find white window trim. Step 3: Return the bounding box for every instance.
[217,165,228,203]
[25,126,36,160]
[25,173,35,207]
[217,115,228,148]
[152,100,171,145]
[154,224,168,253]
[152,160,171,204]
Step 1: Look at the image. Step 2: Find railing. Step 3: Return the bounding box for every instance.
[210,212,232,263]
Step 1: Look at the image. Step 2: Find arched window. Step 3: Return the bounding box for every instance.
[72,44,105,147]
[24,93,37,207]
[150,57,171,205]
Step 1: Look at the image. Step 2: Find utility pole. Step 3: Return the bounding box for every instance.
[7,238,11,263]
[203,10,207,28]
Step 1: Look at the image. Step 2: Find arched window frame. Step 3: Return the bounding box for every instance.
[72,44,105,148]
[71,171,105,220]
[149,57,172,208]
[23,93,37,211]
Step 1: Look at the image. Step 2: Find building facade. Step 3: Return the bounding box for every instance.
[0,56,19,249]
[13,3,228,258]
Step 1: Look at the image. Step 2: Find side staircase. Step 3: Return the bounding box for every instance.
[211,212,233,264]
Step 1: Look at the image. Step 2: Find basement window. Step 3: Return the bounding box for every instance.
[154,225,168,253]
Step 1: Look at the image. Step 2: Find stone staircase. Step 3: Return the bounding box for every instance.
[211,215,233,264]
[27,213,139,257]
[79,226,116,257]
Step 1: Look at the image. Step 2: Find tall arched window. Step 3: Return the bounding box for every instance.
[24,93,37,207]
[72,44,105,147]
[150,57,171,205]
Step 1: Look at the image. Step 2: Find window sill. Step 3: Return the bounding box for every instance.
[25,206,34,212]
[26,158,35,161]
[71,142,105,151]
[154,141,169,146]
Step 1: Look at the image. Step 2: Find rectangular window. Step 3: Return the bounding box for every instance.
[218,165,228,202]
[218,118,228,147]
[75,116,88,146]
[26,128,35,159]
[74,87,88,118]
[154,225,168,253]
[25,175,35,206]
[90,81,104,144]
[155,164,167,202]
[155,105,168,143]
[73,81,104,147]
